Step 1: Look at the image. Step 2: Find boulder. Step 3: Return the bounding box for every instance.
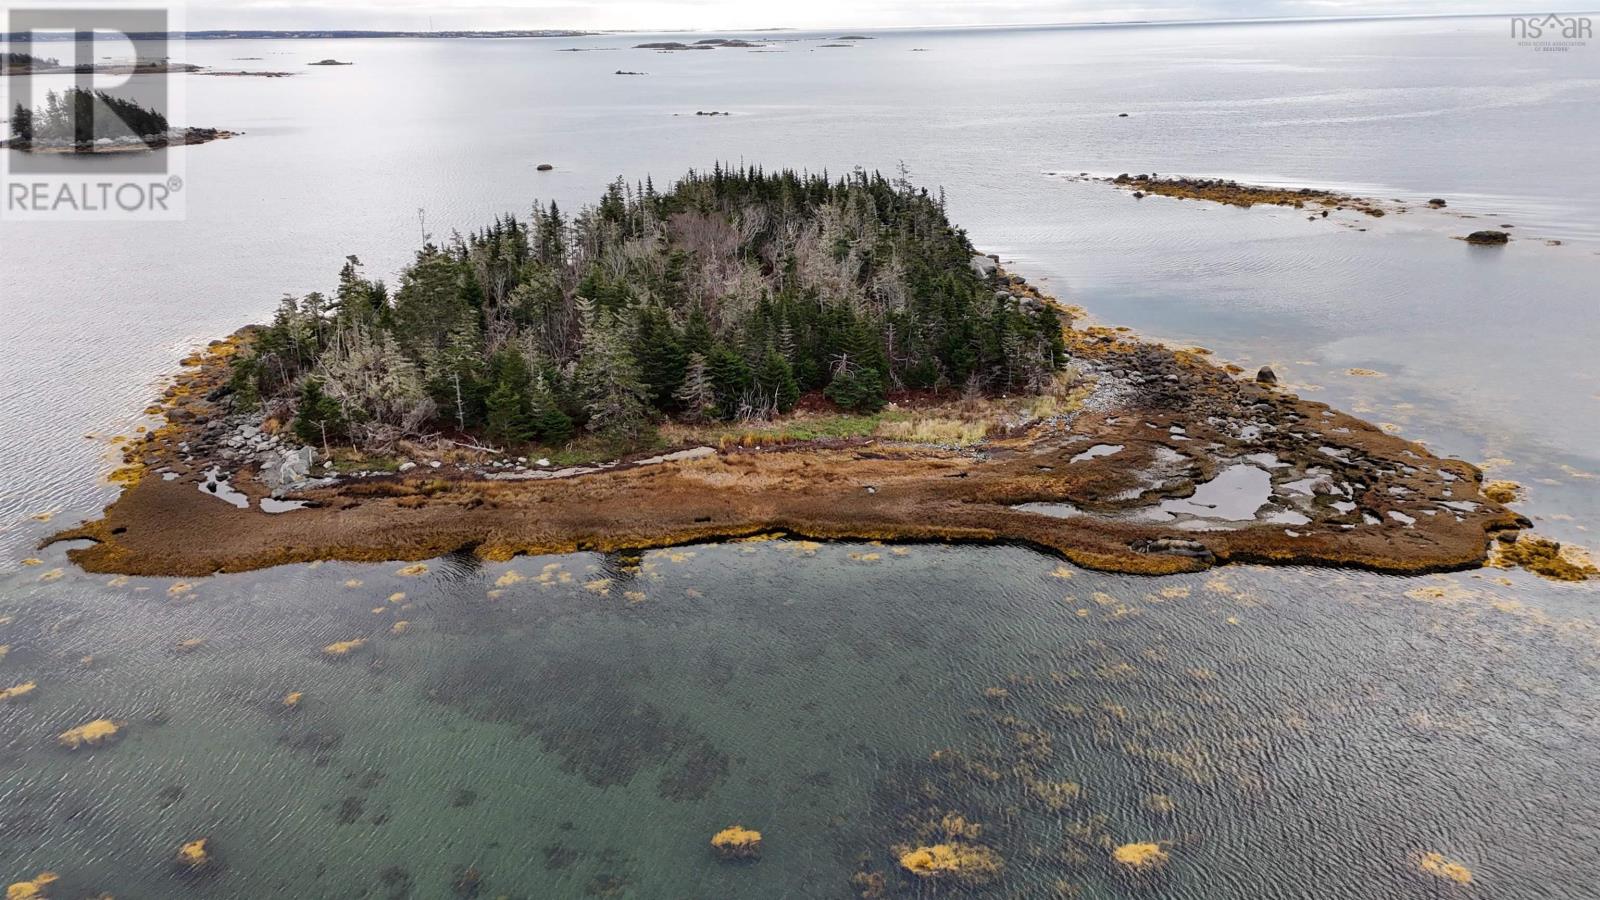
[1255,366,1278,385]
[264,446,316,492]
[1465,230,1509,245]
[969,255,998,279]
[1427,198,1447,208]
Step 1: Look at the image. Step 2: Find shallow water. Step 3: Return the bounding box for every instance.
[3,16,1600,898]
[3,541,1599,897]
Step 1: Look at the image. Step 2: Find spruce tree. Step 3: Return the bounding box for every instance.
[674,352,718,423]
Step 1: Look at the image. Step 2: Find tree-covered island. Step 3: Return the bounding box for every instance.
[51,166,1535,581]
[4,87,231,152]
[232,166,1067,457]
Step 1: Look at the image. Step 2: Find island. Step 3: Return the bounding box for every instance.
[308,58,353,66]
[3,88,235,153]
[1,51,201,76]
[49,167,1533,579]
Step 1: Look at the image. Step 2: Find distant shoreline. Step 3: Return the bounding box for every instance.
[0,12,1553,43]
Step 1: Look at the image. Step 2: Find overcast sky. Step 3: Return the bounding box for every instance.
[182,1,1581,32]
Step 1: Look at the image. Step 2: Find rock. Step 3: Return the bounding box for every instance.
[1132,191,1145,199]
[710,825,763,860]
[277,446,316,485]
[1427,198,1447,208]
[536,458,551,467]
[1255,366,1278,385]
[1465,230,1509,245]
[397,461,417,472]
[969,255,998,279]
[1118,112,1129,117]
[536,163,554,171]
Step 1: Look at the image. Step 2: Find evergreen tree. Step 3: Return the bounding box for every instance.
[293,378,345,446]
[9,103,32,144]
[674,352,718,423]
[757,350,801,414]
[483,348,536,445]
[574,301,650,437]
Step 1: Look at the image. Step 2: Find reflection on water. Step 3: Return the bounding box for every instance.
[2,539,1597,897]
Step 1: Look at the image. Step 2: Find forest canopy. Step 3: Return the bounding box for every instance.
[8,87,169,145]
[227,166,1067,452]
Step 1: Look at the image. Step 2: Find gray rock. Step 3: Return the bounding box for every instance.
[1255,366,1278,385]
[397,461,417,473]
[970,255,998,279]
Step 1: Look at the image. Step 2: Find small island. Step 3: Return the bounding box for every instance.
[3,88,235,153]
[50,167,1527,578]
[1102,173,1389,216]
[1,50,201,76]
[308,58,353,66]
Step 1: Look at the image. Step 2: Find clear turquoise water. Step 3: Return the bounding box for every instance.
[4,541,1598,897]
[3,16,1599,898]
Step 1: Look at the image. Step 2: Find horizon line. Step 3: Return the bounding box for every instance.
[5,9,1599,40]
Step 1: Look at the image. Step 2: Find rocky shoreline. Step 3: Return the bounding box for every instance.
[46,260,1532,579]
[0,128,238,154]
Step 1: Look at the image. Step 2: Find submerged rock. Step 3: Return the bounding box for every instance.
[5,872,58,899]
[58,718,122,749]
[1111,842,1169,872]
[176,837,213,871]
[710,825,763,860]
[897,842,1003,884]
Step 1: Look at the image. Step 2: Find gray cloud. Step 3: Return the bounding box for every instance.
[183,0,1578,32]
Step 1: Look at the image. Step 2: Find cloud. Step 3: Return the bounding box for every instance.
[183,0,1566,32]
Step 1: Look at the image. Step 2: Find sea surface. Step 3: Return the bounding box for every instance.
[2,17,1598,898]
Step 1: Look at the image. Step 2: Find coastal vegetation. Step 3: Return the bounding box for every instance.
[226,166,1067,458]
[1,50,60,71]
[8,88,167,146]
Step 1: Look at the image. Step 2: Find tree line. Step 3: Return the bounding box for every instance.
[227,166,1067,452]
[8,88,169,146]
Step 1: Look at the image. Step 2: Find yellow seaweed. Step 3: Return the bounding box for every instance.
[396,563,429,577]
[1111,842,1168,871]
[897,843,1004,884]
[177,838,210,869]
[1482,480,1521,504]
[322,638,367,657]
[58,718,121,749]
[711,825,763,860]
[390,620,410,635]
[282,691,303,708]
[1419,852,1472,885]
[6,872,58,900]
[0,681,38,702]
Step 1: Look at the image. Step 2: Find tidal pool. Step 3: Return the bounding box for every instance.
[2,539,1596,898]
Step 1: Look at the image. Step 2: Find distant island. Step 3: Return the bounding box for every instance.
[635,39,766,50]
[1,29,590,42]
[1,50,200,76]
[3,88,235,153]
[307,58,353,66]
[51,167,1527,579]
